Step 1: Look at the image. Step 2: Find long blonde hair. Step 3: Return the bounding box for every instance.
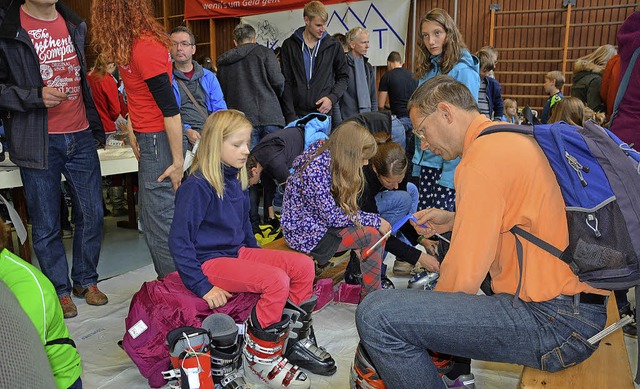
[573,44,617,74]
[190,110,251,196]
[305,121,377,217]
[415,8,468,77]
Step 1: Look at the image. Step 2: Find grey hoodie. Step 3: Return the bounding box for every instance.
[217,43,285,127]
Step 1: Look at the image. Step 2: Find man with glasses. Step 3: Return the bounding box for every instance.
[169,26,226,150]
[354,75,609,389]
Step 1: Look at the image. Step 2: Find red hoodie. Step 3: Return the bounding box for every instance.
[87,71,121,133]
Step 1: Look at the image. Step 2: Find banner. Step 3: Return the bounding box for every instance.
[242,0,411,67]
[185,0,346,20]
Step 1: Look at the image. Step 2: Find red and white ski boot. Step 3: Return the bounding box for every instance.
[242,308,310,388]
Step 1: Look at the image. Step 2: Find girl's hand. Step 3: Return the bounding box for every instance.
[417,252,440,273]
[202,286,232,309]
[379,217,391,235]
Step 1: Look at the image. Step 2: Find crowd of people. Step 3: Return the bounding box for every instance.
[0,0,638,388]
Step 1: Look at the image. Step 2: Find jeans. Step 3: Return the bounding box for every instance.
[68,377,82,389]
[20,130,103,296]
[356,290,607,389]
[273,183,284,213]
[374,183,418,228]
[135,131,176,278]
[251,125,282,150]
[390,116,406,149]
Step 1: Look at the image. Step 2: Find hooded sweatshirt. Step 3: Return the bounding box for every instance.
[412,49,480,188]
[217,42,285,127]
[280,27,349,124]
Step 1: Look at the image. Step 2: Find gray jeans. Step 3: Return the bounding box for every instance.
[135,131,176,278]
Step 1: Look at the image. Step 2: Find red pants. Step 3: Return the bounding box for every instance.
[201,247,315,328]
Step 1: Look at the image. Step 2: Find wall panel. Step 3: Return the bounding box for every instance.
[69,0,637,113]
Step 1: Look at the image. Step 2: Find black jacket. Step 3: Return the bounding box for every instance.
[217,42,285,127]
[339,52,377,122]
[251,125,305,212]
[0,0,104,169]
[359,164,422,265]
[280,28,348,124]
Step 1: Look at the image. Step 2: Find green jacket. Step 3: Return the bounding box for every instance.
[0,249,82,388]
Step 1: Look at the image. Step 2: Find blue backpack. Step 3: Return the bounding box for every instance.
[481,120,640,381]
[481,120,640,290]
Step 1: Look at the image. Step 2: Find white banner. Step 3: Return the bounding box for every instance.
[241,0,411,67]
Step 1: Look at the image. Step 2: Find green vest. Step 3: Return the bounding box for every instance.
[0,249,82,388]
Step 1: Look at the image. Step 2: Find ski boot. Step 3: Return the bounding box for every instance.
[432,352,476,389]
[350,342,386,389]
[201,313,247,388]
[164,326,214,389]
[242,308,310,388]
[283,296,337,376]
[407,271,439,290]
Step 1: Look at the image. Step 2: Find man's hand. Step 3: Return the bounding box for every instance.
[202,286,233,309]
[418,252,440,273]
[412,209,455,237]
[185,129,201,145]
[158,163,183,192]
[42,87,68,108]
[315,96,333,114]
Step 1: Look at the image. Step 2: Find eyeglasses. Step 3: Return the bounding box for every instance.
[412,114,430,140]
[172,41,194,48]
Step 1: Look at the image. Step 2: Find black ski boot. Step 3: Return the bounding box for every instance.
[201,313,247,388]
[283,296,337,376]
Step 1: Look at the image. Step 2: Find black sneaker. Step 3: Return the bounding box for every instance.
[623,322,637,338]
[380,276,395,289]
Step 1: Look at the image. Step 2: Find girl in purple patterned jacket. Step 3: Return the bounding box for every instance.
[281,121,392,300]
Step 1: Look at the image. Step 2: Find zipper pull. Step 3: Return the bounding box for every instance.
[586,214,601,238]
[565,151,588,187]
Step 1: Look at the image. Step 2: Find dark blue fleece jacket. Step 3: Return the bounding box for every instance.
[169,166,258,297]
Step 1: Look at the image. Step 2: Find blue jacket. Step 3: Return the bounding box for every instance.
[484,76,504,120]
[412,49,480,188]
[171,61,226,131]
[168,167,258,298]
[0,0,104,169]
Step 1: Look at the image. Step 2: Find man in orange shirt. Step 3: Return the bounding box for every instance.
[355,75,608,389]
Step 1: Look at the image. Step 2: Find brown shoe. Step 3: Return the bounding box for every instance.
[393,260,414,276]
[73,285,108,306]
[59,295,78,318]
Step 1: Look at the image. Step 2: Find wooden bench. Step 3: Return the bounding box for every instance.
[519,293,634,388]
[262,238,350,284]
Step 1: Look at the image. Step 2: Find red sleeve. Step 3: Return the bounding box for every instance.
[131,38,172,81]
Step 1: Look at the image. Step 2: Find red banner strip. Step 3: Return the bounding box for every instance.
[185,0,348,20]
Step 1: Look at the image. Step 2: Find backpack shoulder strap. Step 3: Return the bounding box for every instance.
[611,46,640,127]
[478,123,534,138]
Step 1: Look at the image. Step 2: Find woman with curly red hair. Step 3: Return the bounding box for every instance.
[91,0,184,279]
